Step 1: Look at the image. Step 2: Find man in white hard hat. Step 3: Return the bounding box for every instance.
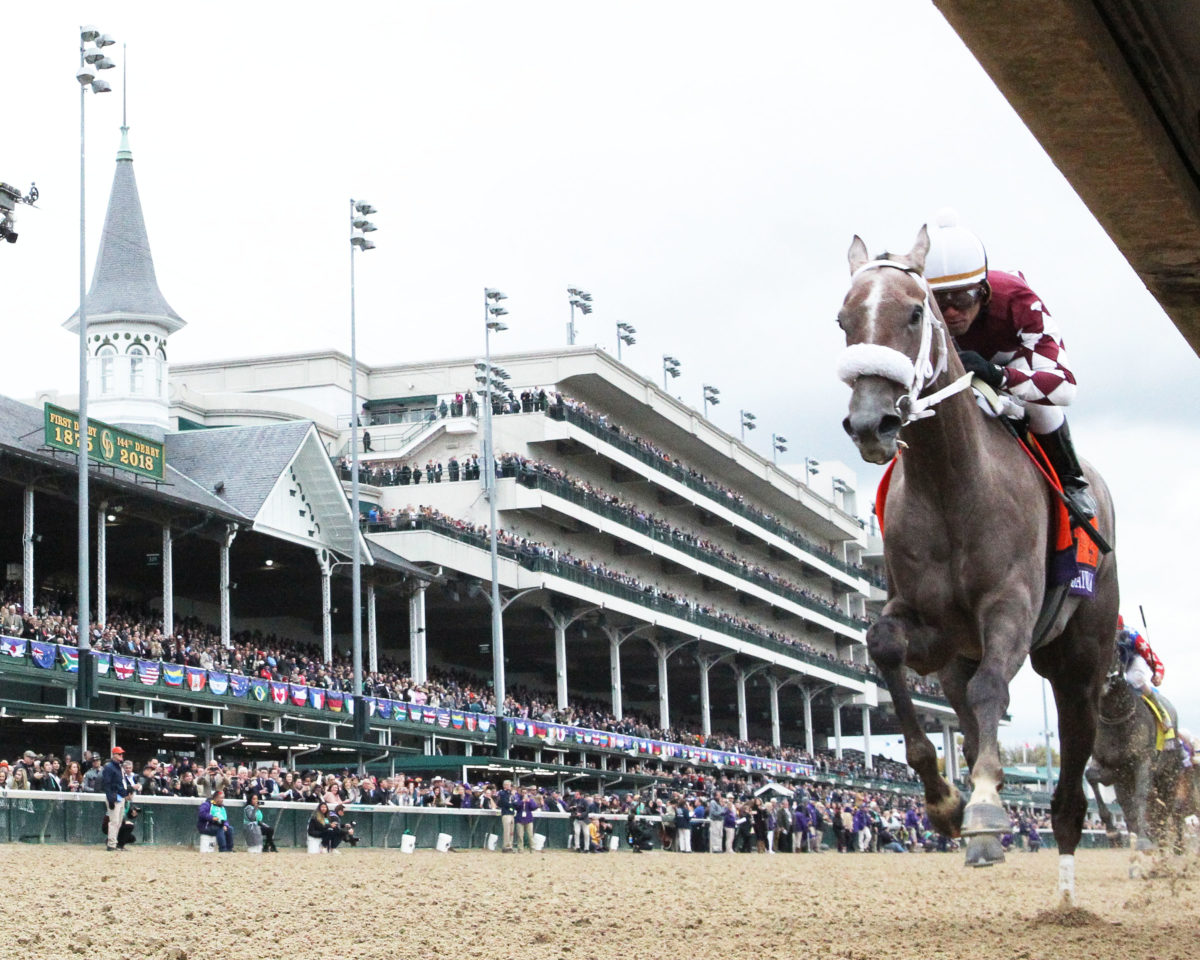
[924,208,1096,518]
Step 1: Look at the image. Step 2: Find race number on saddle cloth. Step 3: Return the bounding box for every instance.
[874,431,1099,598]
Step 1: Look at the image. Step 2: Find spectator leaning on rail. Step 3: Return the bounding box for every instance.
[101,746,130,852]
[924,208,1095,518]
[196,790,235,852]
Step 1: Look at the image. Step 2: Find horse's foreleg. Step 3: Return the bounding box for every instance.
[937,656,980,771]
[1084,763,1120,843]
[867,614,962,835]
[960,611,1030,866]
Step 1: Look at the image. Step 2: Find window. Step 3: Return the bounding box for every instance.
[98,344,116,395]
[155,347,166,398]
[128,344,148,393]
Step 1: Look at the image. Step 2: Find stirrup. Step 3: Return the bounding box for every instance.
[1063,482,1097,520]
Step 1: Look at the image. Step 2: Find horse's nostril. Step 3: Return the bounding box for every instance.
[878,414,902,437]
[842,417,854,438]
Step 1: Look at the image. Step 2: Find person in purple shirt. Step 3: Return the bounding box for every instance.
[514,787,541,853]
[793,804,810,853]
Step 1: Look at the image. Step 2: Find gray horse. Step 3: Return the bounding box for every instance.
[1086,655,1183,850]
[836,227,1119,905]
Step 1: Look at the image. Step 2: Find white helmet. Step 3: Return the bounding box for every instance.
[924,208,988,290]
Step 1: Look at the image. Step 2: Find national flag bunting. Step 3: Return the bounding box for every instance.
[58,645,79,673]
[437,711,450,728]
[465,714,477,732]
[30,641,55,669]
[162,663,185,687]
[270,682,287,704]
[137,659,160,684]
[327,690,344,712]
[290,684,308,707]
[0,637,26,658]
[451,712,464,729]
[186,667,207,692]
[208,671,229,696]
[249,678,267,701]
[308,688,325,710]
[112,655,135,680]
[363,697,376,717]
[408,704,422,723]
[477,715,493,733]
[422,707,436,725]
[228,674,249,697]
[93,651,110,675]
[376,699,393,720]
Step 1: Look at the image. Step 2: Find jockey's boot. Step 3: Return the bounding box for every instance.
[1038,421,1097,520]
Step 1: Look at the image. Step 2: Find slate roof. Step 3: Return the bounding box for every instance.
[165,421,314,519]
[0,395,239,519]
[65,128,183,331]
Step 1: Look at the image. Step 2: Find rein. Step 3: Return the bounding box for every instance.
[837,260,974,426]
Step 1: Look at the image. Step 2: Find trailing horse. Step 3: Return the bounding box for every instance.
[1086,658,1190,851]
[835,227,1119,905]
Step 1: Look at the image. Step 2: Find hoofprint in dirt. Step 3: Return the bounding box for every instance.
[2,848,1197,960]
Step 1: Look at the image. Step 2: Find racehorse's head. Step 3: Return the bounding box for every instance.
[836,226,942,464]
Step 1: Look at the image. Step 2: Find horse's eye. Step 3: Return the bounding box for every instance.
[909,305,923,325]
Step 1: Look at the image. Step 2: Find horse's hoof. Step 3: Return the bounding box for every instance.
[965,834,1006,867]
[962,802,1010,836]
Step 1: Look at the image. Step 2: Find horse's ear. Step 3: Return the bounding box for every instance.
[848,236,869,274]
[908,225,930,274]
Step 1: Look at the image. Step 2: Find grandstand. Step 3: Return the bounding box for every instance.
[0,122,964,795]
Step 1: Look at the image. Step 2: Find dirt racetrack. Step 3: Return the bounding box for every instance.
[4,846,1198,960]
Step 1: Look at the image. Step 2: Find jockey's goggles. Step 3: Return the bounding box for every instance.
[933,285,984,313]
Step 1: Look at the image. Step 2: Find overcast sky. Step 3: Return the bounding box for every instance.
[4,1,1197,753]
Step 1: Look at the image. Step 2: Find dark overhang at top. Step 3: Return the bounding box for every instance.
[935,0,1200,353]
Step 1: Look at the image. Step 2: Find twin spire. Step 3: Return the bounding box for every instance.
[64,125,184,333]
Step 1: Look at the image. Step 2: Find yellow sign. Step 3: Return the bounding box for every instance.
[43,403,165,481]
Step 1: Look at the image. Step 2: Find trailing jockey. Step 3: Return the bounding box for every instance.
[924,209,1097,519]
[1117,615,1172,735]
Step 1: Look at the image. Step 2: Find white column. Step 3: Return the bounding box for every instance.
[220,525,237,649]
[608,629,623,721]
[417,584,427,680]
[554,619,568,711]
[802,687,815,756]
[942,719,956,782]
[698,657,712,736]
[655,642,670,732]
[367,582,378,674]
[769,677,781,749]
[22,488,34,614]
[95,508,107,627]
[833,699,843,760]
[409,583,427,683]
[861,704,872,770]
[736,670,748,742]
[317,549,333,663]
[161,526,173,639]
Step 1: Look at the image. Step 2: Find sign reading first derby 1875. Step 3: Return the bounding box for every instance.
[43,403,165,481]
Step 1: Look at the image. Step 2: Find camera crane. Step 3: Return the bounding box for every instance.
[0,181,39,244]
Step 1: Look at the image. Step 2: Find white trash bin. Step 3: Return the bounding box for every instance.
[609,836,619,851]
[306,836,325,854]
[198,835,217,854]
[532,833,547,851]
[400,833,417,854]
[246,844,263,854]
[486,833,499,851]
[435,833,453,853]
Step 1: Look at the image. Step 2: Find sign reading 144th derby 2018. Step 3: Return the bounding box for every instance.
[43,403,165,481]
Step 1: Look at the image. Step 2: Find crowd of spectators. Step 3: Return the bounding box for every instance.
[1,585,935,786]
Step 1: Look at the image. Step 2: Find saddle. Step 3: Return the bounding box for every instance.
[1142,693,1178,752]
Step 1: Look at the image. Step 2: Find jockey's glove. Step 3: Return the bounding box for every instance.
[957,350,1005,390]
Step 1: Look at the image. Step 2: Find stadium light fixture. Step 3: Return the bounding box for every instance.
[348,195,379,756]
[702,384,720,418]
[616,322,636,362]
[75,25,118,705]
[739,409,757,441]
[566,287,593,345]
[771,433,787,465]
[662,355,681,390]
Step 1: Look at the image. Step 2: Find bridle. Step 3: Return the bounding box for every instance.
[836,259,974,426]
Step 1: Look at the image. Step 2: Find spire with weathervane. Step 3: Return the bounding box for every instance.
[65,106,184,432]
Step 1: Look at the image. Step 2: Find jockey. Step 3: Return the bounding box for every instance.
[924,209,1097,519]
[1117,615,1169,720]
